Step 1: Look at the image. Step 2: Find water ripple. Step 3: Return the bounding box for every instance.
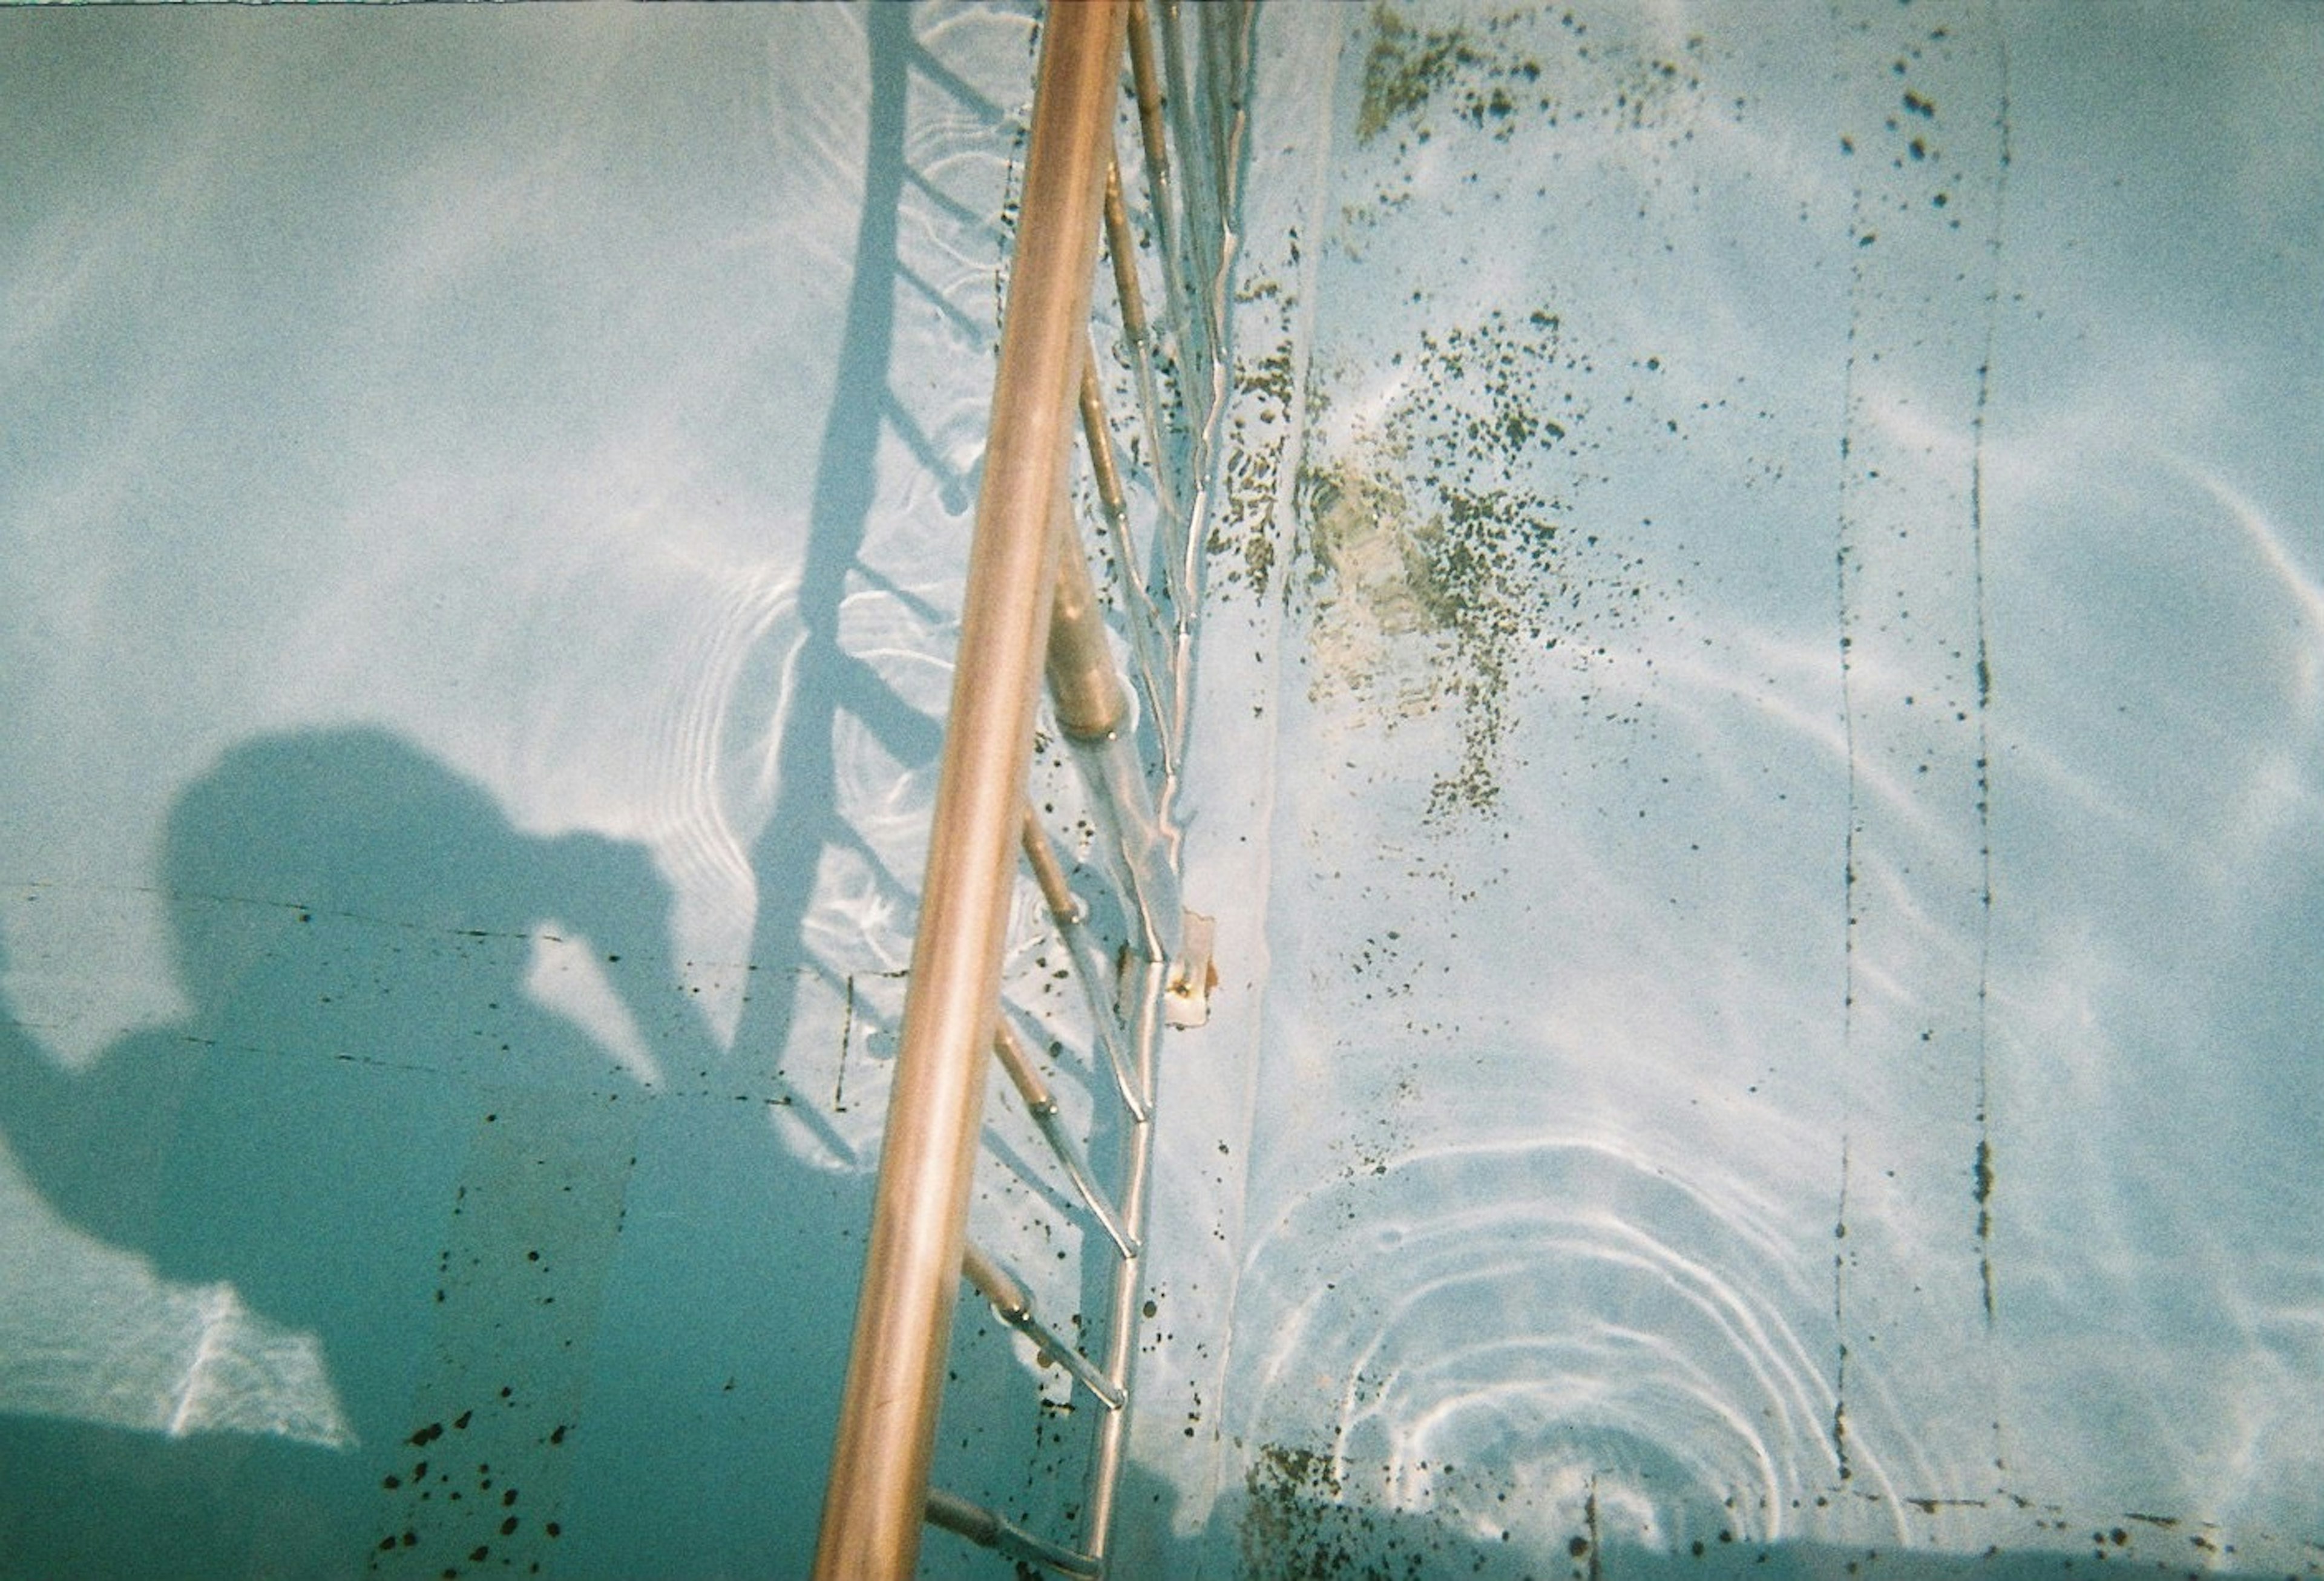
[638,560,800,1041]
[1230,1136,1920,1552]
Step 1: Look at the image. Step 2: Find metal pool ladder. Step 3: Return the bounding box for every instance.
[810,2,1249,1575]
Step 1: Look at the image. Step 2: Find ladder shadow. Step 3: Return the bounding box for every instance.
[703,5,1085,1570]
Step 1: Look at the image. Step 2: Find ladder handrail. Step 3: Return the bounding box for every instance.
[810,0,1249,1570]
[809,8,1129,1576]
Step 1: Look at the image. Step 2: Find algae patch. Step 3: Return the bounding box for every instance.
[1357,4,1559,148]
[1357,4,1485,145]
[1292,308,1603,823]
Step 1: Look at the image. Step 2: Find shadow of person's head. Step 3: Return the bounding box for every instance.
[160,726,672,1030]
[4,726,689,1435]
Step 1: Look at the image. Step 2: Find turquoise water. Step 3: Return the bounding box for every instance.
[2,4,2319,1578]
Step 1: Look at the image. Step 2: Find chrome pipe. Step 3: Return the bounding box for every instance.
[1103,154,1190,540]
[1021,807,1150,1122]
[962,1240,1128,1411]
[1068,724,1183,966]
[926,1488,1101,1579]
[1078,339,1173,759]
[810,7,1126,1577]
[1198,3,1244,211]
[992,1017,1138,1259]
[1124,0,1194,388]
[1080,955,1166,1564]
[1157,0,1219,399]
[1158,4,1249,771]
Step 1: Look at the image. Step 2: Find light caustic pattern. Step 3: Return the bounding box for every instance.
[1232,1139,1861,1551]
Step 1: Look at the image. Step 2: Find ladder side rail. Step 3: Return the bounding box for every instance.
[1157,0,1255,771]
[1078,955,1167,1563]
[807,7,1127,1576]
[1155,0,1220,410]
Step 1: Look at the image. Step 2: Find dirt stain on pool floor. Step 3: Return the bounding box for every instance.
[1283,2,1712,827]
[1293,304,1651,824]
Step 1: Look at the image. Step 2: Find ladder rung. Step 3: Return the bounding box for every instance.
[926,1488,1100,1579]
[961,1241,1127,1410]
[1021,807,1150,1121]
[1077,341,1175,765]
[992,1020,1140,1259]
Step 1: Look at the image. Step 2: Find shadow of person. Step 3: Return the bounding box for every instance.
[0,726,706,1575]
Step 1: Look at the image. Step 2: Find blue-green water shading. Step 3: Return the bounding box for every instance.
[3,1,2321,1577]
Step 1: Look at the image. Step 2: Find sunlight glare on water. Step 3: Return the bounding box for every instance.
[1,2,2319,1576]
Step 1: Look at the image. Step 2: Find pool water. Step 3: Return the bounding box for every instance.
[2,4,2319,1578]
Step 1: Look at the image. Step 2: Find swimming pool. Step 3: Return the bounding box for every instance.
[2,4,2317,1577]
